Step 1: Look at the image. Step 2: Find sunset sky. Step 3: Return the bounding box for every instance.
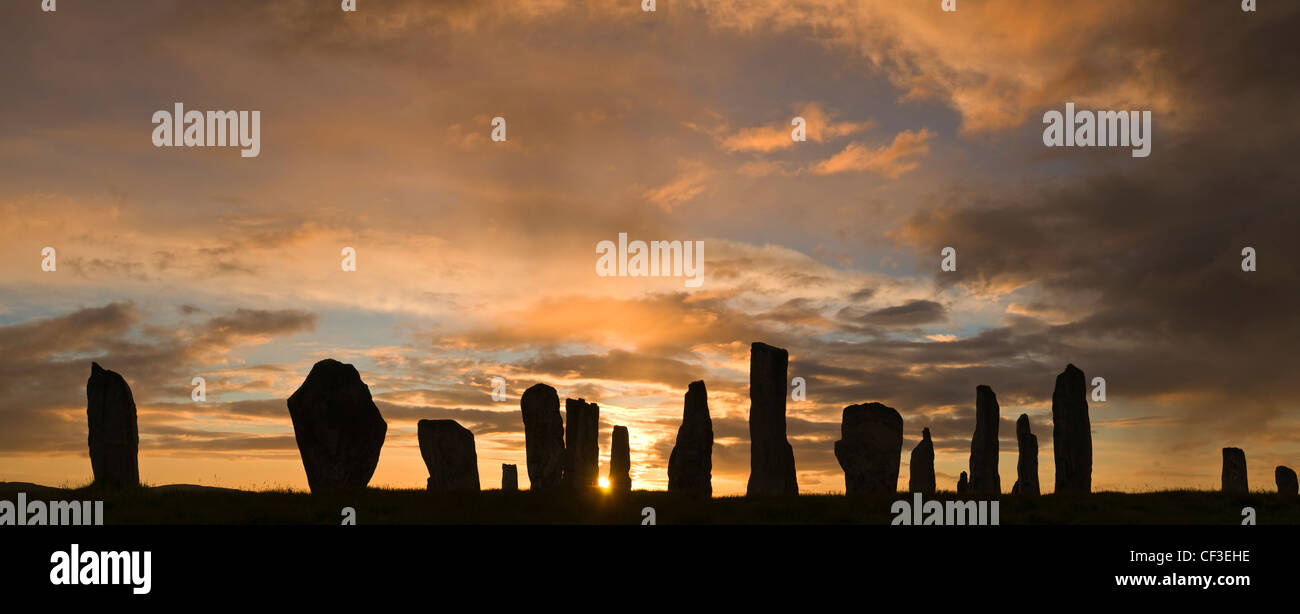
[2,0,1297,495]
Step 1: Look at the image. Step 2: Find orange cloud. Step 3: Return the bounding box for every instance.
[811,128,932,177]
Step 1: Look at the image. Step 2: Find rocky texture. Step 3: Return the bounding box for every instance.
[957,471,969,493]
[609,425,631,492]
[1221,447,1248,493]
[418,419,479,492]
[908,428,935,494]
[1015,414,1040,496]
[834,402,903,494]
[501,464,518,491]
[1052,364,1092,494]
[668,380,713,497]
[969,385,1001,495]
[520,383,564,490]
[1276,466,1298,495]
[564,398,599,490]
[286,359,387,492]
[86,363,140,489]
[746,342,798,496]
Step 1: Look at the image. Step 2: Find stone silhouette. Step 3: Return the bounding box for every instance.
[1221,447,1248,493]
[1015,414,1040,496]
[609,425,631,492]
[908,428,935,494]
[86,362,140,489]
[502,464,519,491]
[564,398,600,489]
[521,383,564,490]
[957,471,969,493]
[969,385,1001,495]
[1052,364,1092,494]
[1276,466,1298,495]
[286,359,387,492]
[747,342,798,496]
[834,402,903,494]
[668,380,713,496]
[418,419,479,492]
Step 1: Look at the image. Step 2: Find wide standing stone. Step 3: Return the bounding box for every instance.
[746,342,798,496]
[286,359,387,492]
[1015,414,1040,496]
[418,419,479,492]
[957,471,969,493]
[834,402,903,494]
[564,398,599,489]
[609,425,630,492]
[521,383,564,490]
[668,380,713,497]
[1276,466,1298,495]
[502,464,519,491]
[969,385,1001,495]
[86,362,140,489]
[1221,447,1248,493]
[1052,364,1092,494]
[908,428,935,494]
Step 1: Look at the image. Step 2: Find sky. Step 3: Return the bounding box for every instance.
[2,0,1298,494]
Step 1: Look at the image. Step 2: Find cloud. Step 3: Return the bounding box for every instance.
[720,103,872,153]
[811,128,932,177]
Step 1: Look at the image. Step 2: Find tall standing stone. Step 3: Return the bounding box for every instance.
[908,427,935,494]
[969,385,1001,495]
[418,419,479,492]
[834,402,903,494]
[502,464,519,491]
[86,362,140,489]
[1052,364,1092,494]
[609,425,631,492]
[1276,466,1298,495]
[668,380,713,496]
[957,471,969,493]
[1221,447,1248,493]
[1015,414,1040,496]
[564,398,599,490]
[286,359,387,492]
[521,383,564,490]
[747,342,798,496]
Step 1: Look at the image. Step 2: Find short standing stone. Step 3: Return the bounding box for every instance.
[1052,364,1092,494]
[908,428,935,494]
[957,471,969,493]
[418,419,479,492]
[1276,466,1298,495]
[86,362,140,489]
[609,425,631,492]
[521,383,564,490]
[564,398,599,489]
[969,385,1001,495]
[668,380,713,496]
[747,342,798,496]
[502,464,519,491]
[1015,414,1040,496]
[1221,447,1248,493]
[286,359,387,492]
[834,402,903,494]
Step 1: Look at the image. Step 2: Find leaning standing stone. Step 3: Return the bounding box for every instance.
[286,358,387,492]
[86,362,140,489]
[418,419,480,492]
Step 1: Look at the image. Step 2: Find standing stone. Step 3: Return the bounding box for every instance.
[1276,466,1298,495]
[86,362,140,489]
[834,402,903,494]
[418,419,479,492]
[564,398,599,490]
[957,471,969,493]
[1221,447,1248,493]
[969,385,1001,495]
[287,359,387,492]
[1052,364,1092,494]
[908,427,935,494]
[1015,414,1040,496]
[502,464,519,491]
[668,380,713,497]
[747,342,798,496]
[521,383,564,490]
[609,425,631,492]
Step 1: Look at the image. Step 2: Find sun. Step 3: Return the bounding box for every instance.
[598,477,610,489]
